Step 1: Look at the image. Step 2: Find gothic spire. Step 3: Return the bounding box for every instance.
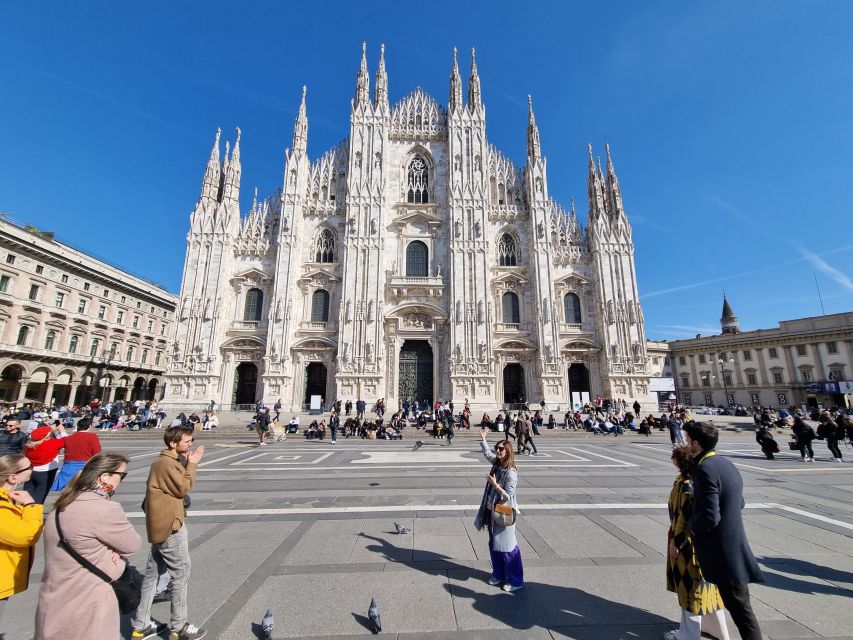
[292,85,308,153]
[720,294,740,334]
[605,143,624,215]
[354,41,370,107]
[526,94,541,160]
[449,47,463,112]
[467,47,482,111]
[222,127,241,204]
[374,43,388,109]
[587,143,605,217]
[200,127,221,202]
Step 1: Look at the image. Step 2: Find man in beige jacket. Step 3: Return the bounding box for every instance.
[131,425,206,640]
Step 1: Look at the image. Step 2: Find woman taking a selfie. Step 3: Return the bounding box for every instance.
[35,452,145,640]
[474,427,524,592]
[0,454,44,625]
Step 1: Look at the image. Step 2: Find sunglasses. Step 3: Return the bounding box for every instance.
[12,463,33,475]
[495,446,506,452]
[110,471,129,480]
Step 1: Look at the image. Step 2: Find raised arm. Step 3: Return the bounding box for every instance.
[479,427,497,463]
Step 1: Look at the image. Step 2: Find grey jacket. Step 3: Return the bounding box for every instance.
[474,440,520,552]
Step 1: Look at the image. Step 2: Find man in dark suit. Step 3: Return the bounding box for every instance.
[684,422,764,640]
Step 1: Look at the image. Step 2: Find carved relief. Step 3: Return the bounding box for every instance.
[402,313,432,329]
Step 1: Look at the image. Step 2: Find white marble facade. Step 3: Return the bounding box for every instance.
[163,45,651,412]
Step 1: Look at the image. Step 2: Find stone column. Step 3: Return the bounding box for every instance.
[220,353,236,407]
[810,343,825,380]
[108,386,117,403]
[44,380,56,406]
[68,383,80,407]
[16,379,30,404]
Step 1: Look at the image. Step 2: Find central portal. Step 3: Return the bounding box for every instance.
[398,340,433,407]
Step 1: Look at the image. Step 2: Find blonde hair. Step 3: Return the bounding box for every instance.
[53,452,129,510]
[0,454,27,483]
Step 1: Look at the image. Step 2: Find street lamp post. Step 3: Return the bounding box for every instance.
[101,350,114,403]
[718,353,735,407]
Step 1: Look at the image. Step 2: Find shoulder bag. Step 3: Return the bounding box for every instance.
[54,508,143,614]
[493,499,516,527]
[491,468,516,528]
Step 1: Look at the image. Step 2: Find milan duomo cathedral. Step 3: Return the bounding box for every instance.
[162,45,653,412]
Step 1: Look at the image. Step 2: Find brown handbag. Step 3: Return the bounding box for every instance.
[492,501,516,527]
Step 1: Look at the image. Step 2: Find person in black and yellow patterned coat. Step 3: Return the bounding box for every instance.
[665,446,730,640]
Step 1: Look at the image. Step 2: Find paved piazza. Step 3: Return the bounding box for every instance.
[9,426,853,639]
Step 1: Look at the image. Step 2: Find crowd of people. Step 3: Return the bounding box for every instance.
[2,392,850,639]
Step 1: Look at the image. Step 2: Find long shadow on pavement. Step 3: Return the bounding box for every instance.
[361,532,676,639]
[758,556,853,597]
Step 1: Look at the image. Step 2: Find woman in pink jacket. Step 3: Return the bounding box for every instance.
[35,452,153,639]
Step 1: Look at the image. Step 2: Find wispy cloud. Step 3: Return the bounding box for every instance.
[798,247,853,292]
[632,213,680,238]
[661,324,718,334]
[702,194,768,237]
[641,243,853,300]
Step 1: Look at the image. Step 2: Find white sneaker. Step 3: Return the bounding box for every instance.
[835,458,842,463]
[259,442,267,446]
[488,576,502,586]
[800,457,807,462]
[331,440,336,444]
[502,583,525,592]
[808,457,815,463]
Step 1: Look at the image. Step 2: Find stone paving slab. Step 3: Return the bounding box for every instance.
[218,570,457,638]
[523,515,642,558]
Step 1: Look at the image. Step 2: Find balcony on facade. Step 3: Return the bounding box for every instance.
[298,320,338,333]
[388,275,444,298]
[229,320,268,333]
[487,204,526,223]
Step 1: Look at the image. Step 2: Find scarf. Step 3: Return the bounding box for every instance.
[474,462,510,531]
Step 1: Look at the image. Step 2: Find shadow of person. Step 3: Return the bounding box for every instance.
[758,556,853,597]
[445,581,674,638]
[360,533,675,637]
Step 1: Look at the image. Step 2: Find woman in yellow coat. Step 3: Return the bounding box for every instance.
[666,446,730,640]
[0,453,44,625]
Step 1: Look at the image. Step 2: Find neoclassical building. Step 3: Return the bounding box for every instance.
[668,298,853,410]
[164,45,652,412]
[0,216,176,406]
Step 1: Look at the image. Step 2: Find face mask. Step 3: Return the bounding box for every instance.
[95,480,116,499]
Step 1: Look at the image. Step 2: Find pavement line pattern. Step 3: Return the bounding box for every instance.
[121,501,782,518]
[778,505,853,531]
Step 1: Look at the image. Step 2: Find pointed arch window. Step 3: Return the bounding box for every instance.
[498,233,518,266]
[502,292,520,324]
[406,241,429,277]
[314,228,335,263]
[564,293,582,324]
[244,288,263,322]
[311,289,330,322]
[406,156,429,203]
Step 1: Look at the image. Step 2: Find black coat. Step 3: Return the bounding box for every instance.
[690,451,764,587]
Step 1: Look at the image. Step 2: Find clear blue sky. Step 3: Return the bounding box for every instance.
[2,1,852,340]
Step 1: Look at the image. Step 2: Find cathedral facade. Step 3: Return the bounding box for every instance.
[163,45,652,412]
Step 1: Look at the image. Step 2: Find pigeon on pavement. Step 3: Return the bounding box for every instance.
[412,440,424,451]
[368,597,382,633]
[394,522,411,534]
[262,609,274,640]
